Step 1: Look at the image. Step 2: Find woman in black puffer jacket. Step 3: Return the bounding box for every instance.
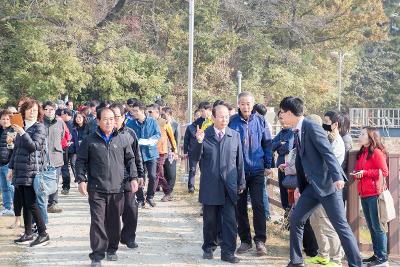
[7,99,50,246]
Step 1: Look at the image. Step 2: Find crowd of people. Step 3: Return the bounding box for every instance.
[0,93,392,267]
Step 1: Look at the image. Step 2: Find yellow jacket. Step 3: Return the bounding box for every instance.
[157,118,177,154]
[201,117,213,131]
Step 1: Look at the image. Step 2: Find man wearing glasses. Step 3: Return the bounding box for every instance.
[42,101,70,215]
[278,97,361,267]
[126,101,161,208]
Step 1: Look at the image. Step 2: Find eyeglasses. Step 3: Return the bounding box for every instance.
[44,108,55,111]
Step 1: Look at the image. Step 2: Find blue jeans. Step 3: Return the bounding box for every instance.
[36,189,48,224]
[48,167,61,205]
[263,180,271,218]
[0,164,14,210]
[35,167,59,225]
[361,196,387,260]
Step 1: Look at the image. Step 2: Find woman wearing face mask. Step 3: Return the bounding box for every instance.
[7,99,50,247]
[354,127,388,267]
[308,110,345,267]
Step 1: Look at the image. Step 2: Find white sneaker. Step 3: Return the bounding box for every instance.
[1,209,15,216]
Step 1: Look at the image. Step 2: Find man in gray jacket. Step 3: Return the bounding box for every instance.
[43,101,67,214]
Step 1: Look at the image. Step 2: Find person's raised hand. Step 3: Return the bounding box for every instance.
[11,124,25,135]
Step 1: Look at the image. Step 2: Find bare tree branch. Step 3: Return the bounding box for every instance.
[97,0,126,27]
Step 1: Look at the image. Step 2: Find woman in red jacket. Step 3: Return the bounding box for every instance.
[353,127,388,267]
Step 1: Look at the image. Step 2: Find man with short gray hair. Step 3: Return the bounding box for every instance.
[228,91,273,256]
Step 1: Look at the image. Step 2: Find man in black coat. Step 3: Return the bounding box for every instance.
[183,102,212,193]
[110,103,144,249]
[75,108,139,267]
[192,104,245,264]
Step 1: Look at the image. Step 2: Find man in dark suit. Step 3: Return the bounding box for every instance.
[279,97,362,267]
[192,104,246,264]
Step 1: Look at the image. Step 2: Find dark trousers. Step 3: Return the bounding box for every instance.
[237,172,266,244]
[202,196,237,255]
[278,169,290,209]
[303,219,318,257]
[164,159,177,192]
[61,152,77,190]
[88,191,124,261]
[48,167,61,205]
[156,154,171,195]
[121,191,138,243]
[188,158,198,190]
[137,160,157,202]
[15,185,46,236]
[289,185,362,267]
[13,184,23,217]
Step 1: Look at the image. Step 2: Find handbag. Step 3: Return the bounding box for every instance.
[282,175,298,189]
[282,148,298,189]
[285,148,297,176]
[377,169,396,232]
[33,139,58,196]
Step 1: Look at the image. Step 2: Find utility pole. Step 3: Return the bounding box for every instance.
[331,51,350,111]
[187,0,194,124]
[236,71,242,103]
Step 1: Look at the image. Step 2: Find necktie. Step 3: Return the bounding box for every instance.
[293,129,300,150]
[218,131,224,141]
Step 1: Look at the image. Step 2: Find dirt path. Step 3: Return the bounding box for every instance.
[0,178,292,267]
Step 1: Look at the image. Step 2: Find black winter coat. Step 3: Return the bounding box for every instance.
[0,127,14,166]
[75,128,138,193]
[119,126,144,192]
[9,122,46,186]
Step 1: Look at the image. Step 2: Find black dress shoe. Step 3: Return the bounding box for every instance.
[221,254,240,264]
[126,240,138,249]
[286,261,305,267]
[203,251,213,259]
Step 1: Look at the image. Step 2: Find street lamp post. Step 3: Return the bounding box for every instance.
[187,0,194,124]
[331,51,350,111]
[236,70,242,103]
